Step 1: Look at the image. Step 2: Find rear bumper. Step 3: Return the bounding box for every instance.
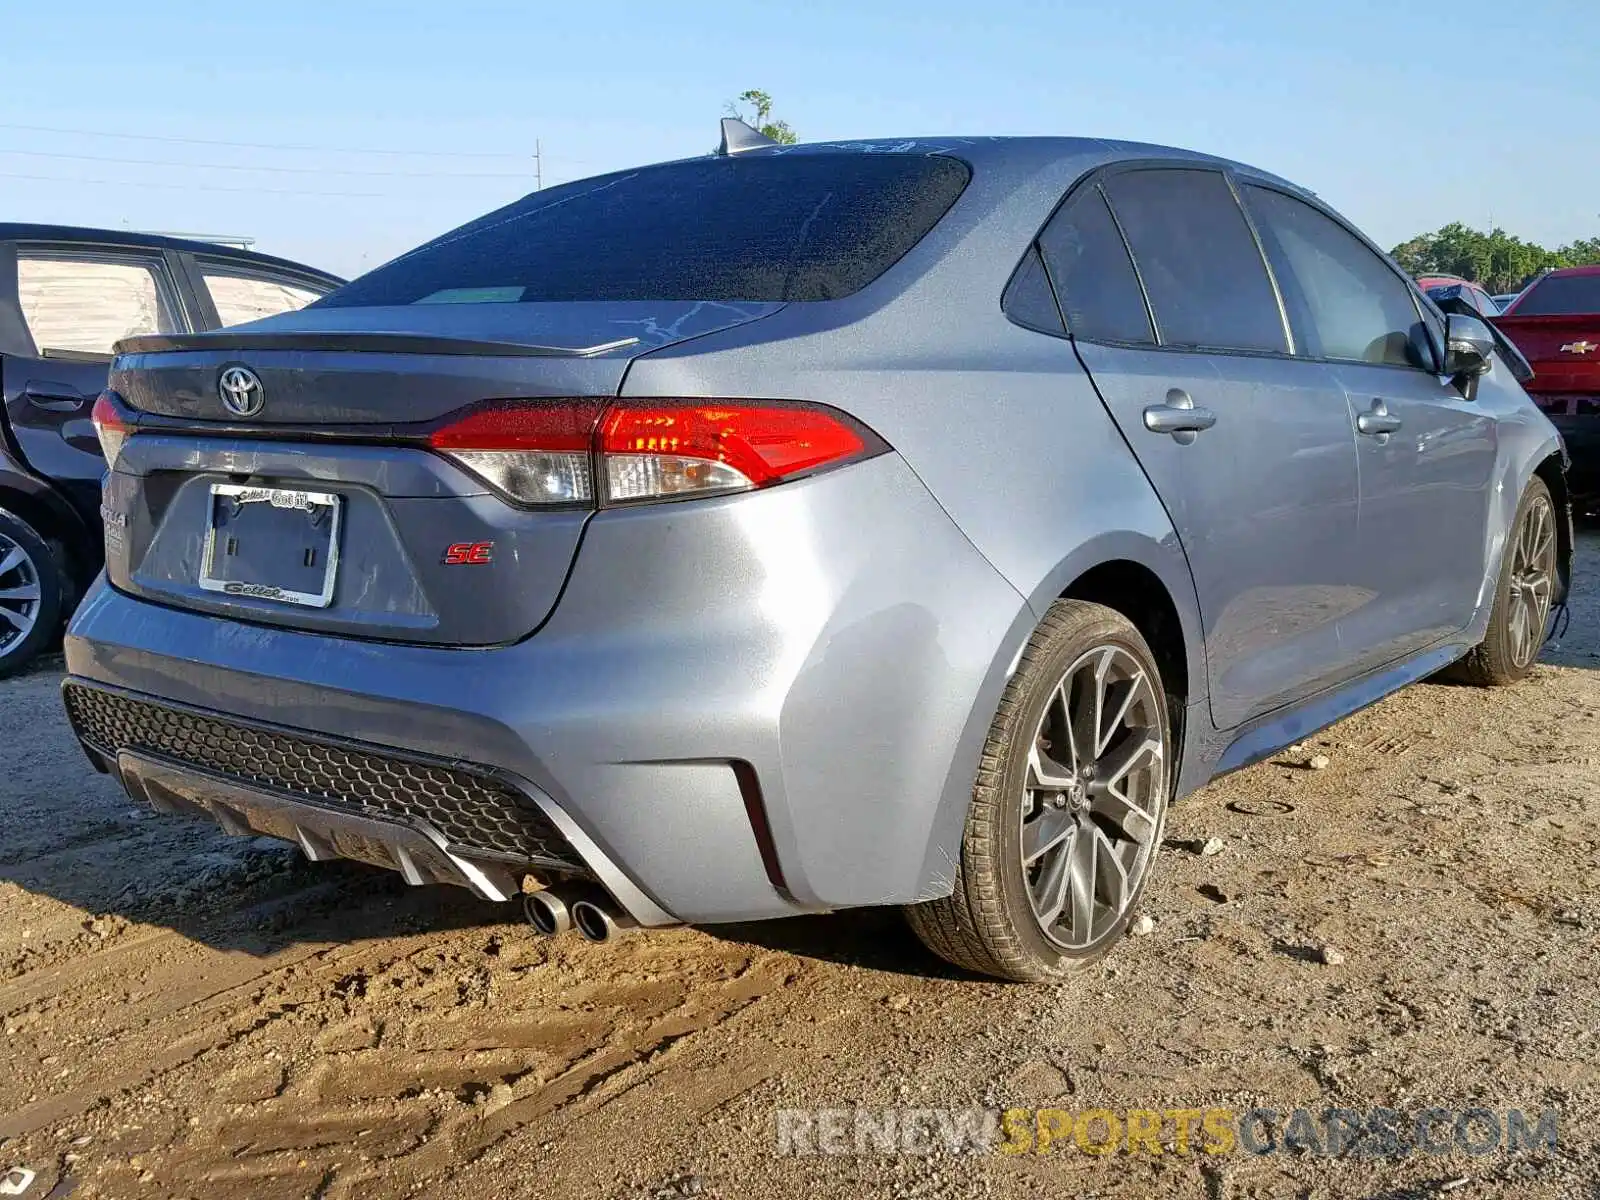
[111,746,545,904]
[63,680,622,908]
[64,453,1029,925]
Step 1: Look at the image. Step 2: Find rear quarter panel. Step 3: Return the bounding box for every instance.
[621,144,1206,898]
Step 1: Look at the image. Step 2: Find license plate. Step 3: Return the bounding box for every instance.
[199,484,342,608]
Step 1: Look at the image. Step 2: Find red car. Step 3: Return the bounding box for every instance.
[1494,265,1600,501]
[1417,273,1503,318]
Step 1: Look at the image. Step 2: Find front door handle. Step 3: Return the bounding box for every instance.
[1356,398,1402,439]
[23,381,88,412]
[1143,389,1217,445]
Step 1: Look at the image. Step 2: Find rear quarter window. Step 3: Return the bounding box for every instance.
[202,271,326,326]
[1036,184,1155,345]
[321,154,972,307]
[1001,245,1066,335]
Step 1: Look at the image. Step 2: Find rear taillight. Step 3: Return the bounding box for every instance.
[427,399,881,507]
[428,400,603,506]
[91,392,132,469]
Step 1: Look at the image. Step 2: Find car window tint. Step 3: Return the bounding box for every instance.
[203,271,324,327]
[320,154,971,306]
[1002,244,1065,335]
[1036,185,1153,344]
[16,256,181,356]
[1243,186,1427,368]
[1513,273,1600,315]
[1100,168,1286,353]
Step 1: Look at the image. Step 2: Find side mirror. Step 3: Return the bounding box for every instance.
[1443,313,1496,379]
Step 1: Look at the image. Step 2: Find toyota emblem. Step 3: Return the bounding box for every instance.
[218,365,265,417]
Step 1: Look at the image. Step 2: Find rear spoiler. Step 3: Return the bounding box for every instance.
[113,331,641,359]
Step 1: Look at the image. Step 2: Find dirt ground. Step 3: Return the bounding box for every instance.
[2,529,1597,1200]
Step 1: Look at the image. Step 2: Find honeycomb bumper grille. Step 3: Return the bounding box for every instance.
[63,682,581,870]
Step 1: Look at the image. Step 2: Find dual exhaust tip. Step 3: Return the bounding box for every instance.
[523,883,638,943]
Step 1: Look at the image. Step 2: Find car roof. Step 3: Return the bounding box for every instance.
[0,222,343,285]
[1539,263,1600,279]
[727,134,1307,192]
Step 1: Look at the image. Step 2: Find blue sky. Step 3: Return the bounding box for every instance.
[4,0,1594,280]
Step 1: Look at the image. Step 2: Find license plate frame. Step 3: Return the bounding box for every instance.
[198,483,343,608]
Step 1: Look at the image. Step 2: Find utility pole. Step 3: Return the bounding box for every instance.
[535,140,542,191]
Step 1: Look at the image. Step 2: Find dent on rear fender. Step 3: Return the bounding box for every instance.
[621,323,1204,901]
[526,451,1030,913]
[766,480,1030,908]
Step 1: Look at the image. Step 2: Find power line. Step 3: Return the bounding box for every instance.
[0,170,385,198]
[0,120,529,161]
[0,146,530,180]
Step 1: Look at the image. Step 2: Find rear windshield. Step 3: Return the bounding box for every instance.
[1512,274,1600,316]
[320,153,972,307]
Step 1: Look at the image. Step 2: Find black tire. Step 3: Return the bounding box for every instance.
[905,599,1172,983]
[0,508,64,680]
[1452,476,1557,687]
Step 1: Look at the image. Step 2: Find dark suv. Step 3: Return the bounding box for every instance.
[0,225,340,674]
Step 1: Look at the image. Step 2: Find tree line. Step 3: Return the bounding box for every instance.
[1390,224,1600,295]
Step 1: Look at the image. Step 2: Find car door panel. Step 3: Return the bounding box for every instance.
[1333,364,1497,668]
[4,247,188,523]
[1240,183,1499,671]
[1080,346,1361,728]
[2,357,114,526]
[1041,166,1365,731]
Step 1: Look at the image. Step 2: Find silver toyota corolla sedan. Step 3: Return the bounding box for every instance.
[65,128,1571,982]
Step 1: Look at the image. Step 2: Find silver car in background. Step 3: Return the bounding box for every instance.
[66,131,1570,981]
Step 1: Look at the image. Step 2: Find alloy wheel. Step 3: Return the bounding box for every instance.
[1506,495,1555,669]
[0,533,42,656]
[1020,644,1166,950]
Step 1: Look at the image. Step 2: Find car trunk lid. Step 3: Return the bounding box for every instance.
[101,301,784,645]
[112,300,782,425]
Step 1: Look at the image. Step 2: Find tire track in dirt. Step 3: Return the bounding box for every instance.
[58,932,805,1199]
[3,534,1598,1199]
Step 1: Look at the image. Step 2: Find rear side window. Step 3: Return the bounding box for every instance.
[1513,273,1600,315]
[1101,168,1287,353]
[1244,186,1428,368]
[321,154,972,307]
[16,254,182,356]
[1037,185,1154,344]
[202,269,325,327]
[1002,245,1065,335]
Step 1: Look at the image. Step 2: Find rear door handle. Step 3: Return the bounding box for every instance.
[23,381,88,412]
[1356,398,1402,438]
[1142,389,1217,444]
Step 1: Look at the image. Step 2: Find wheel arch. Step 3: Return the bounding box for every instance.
[914,532,1206,899]
[0,473,98,588]
[1058,558,1190,712]
[1028,531,1206,720]
[1532,450,1573,607]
